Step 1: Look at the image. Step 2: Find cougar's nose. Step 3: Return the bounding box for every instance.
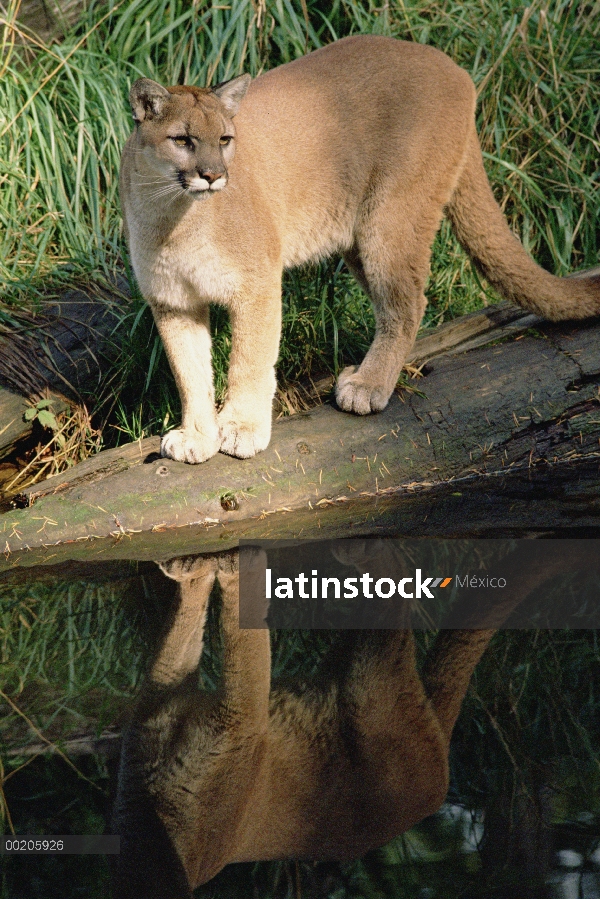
[199,170,225,184]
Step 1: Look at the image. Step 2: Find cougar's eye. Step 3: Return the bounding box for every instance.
[219,135,233,146]
[171,136,190,148]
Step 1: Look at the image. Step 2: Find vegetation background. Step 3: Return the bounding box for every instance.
[1,0,599,897]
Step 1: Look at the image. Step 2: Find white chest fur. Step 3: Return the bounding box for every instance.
[127,203,242,312]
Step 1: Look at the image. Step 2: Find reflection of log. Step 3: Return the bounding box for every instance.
[5,728,121,760]
[1,310,599,568]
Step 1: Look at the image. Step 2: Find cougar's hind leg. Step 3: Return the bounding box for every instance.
[421,629,495,746]
[332,629,450,836]
[345,630,421,728]
[344,628,443,768]
[337,200,442,416]
[343,244,371,295]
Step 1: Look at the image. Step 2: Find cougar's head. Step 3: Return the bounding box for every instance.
[128,74,251,199]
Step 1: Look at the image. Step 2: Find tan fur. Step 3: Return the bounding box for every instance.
[111,546,534,898]
[120,35,600,464]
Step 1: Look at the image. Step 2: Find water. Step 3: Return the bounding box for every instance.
[1,541,599,899]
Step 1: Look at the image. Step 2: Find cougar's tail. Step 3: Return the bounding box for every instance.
[446,129,600,320]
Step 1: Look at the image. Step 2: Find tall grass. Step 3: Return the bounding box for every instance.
[0,0,321,296]
[0,0,598,440]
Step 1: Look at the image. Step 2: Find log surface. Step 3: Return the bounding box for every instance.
[1,310,599,570]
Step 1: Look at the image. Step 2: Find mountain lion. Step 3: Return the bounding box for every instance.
[111,543,577,897]
[120,35,600,464]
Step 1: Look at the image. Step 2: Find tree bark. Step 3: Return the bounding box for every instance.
[0,277,128,460]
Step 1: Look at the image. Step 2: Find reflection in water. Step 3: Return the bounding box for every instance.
[1,544,599,898]
[110,543,580,898]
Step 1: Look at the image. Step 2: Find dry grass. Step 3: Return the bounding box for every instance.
[0,400,102,497]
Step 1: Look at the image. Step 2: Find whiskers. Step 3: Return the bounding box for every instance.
[133,176,186,208]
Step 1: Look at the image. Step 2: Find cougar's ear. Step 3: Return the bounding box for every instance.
[129,78,171,123]
[212,74,251,117]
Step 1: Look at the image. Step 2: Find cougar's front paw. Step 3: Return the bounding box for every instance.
[160,427,220,464]
[335,366,393,415]
[218,409,271,459]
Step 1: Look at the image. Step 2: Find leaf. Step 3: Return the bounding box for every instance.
[35,400,53,410]
[24,408,37,421]
[37,410,59,430]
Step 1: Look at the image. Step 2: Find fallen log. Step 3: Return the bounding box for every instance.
[0,311,599,570]
[0,277,129,460]
[10,0,100,45]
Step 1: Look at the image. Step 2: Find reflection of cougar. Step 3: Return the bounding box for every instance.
[111,550,495,898]
[120,35,600,465]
